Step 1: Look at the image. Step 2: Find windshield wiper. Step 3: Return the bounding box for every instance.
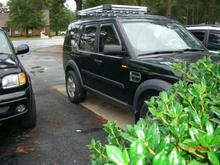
[0,52,12,55]
[138,50,184,57]
[181,48,205,52]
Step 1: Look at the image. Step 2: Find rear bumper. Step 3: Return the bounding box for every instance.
[0,87,31,122]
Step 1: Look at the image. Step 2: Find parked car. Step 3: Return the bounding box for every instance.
[63,5,213,122]
[187,25,220,54]
[59,31,66,35]
[0,28,36,128]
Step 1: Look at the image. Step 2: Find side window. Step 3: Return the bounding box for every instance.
[79,25,97,52]
[99,24,120,53]
[65,24,80,47]
[69,25,80,46]
[207,31,220,51]
[190,31,205,42]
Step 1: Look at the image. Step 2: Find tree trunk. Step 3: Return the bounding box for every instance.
[208,0,215,24]
[166,0,172,18]
[137,0,142,6]
[75,0,82,11]
[25,28,28,37]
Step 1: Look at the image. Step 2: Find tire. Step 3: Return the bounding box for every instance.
[20,92,37,129]
[66,70,87,103]
[138,90,159,121]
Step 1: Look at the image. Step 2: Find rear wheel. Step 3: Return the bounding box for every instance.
[66,70,86,103]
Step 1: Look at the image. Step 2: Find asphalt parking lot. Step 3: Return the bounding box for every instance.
[0,39,133,164]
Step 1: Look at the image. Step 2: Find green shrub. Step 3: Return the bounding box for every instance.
[88,57,220,165]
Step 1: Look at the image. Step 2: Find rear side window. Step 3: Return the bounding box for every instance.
[99,25,120,53]
[190,31,206,42]
[79,25,97,52]
[207,31,220,51]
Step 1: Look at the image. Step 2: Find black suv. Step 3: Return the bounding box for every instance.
[63,5,210,121]
[0,28,36,128]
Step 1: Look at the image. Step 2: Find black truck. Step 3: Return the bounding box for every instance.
[0,28,36,128]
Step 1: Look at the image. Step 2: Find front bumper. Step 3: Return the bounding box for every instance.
[0,87,31,122]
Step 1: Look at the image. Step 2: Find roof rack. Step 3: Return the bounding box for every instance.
[77,4,148,18]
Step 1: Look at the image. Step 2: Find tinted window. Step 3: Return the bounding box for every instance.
[69,24,80,46]
[99,25,120,52]
[207,31,220,51]
[79,26,97,52]
[191,31,205,42]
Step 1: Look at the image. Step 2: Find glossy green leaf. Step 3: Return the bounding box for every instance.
[122,149,130,164]
[168,149,186,165]
[206,121,214,135]
[146,123,160,150]
[106,145,125,165]
[129,155,146,165]
[129,140,147,160]
[153,150,169,165]
[208,152,220,165]
[188,160,207,165]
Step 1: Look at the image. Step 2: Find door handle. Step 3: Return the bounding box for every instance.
[94,59,103,64]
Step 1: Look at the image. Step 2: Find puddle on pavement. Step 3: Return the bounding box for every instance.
[30,66,47,75]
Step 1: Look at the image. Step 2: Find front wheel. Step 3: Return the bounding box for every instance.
[138,90,159,121]
[20,93,37,129]
[66,70,87,103]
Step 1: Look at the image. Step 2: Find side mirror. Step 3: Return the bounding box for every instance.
[103,45,123,55]
[16,44,29,55]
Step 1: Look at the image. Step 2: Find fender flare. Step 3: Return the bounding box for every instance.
[64,60,84,86]
[133,79,171,113]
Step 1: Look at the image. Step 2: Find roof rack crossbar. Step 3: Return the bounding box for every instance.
[77,4,148,18]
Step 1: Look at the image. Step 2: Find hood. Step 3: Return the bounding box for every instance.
[0,54,20,78]
[0,54,17,69]
[129,52,219,79]
[138,52,210,65]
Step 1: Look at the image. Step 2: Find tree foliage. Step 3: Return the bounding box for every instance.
[82,0,220,24]
[7,0,45,36]
[46,0,75,34]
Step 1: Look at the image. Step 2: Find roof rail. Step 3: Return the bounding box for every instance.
[77,4,148,18]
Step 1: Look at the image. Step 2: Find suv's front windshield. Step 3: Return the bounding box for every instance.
[0,31,13,55]
[121,21,205,56]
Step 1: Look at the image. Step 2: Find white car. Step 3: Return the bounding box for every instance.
[187,25,220,54]
[59,31,66,35]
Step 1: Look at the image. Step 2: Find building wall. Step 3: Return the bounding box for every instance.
[0,10,50,37]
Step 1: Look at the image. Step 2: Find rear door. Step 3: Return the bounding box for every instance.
[76,24,100,88]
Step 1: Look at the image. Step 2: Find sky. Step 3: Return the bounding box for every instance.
[0,0,76,11]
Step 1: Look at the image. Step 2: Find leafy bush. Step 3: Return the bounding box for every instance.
[88,58,220,165]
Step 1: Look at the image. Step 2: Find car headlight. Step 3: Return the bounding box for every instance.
[2,72,26,89]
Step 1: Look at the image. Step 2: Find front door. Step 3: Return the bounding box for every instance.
[92,23,129,103]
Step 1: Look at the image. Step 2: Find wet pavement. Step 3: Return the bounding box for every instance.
[12,38,64,51]
[0,40,106,165]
